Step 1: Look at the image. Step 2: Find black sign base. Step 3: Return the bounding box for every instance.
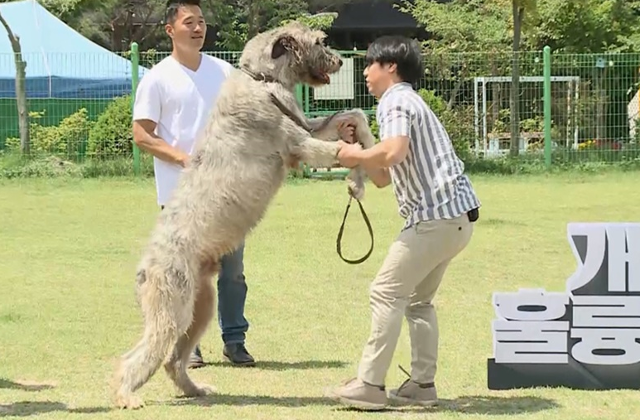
[487,358,640,390]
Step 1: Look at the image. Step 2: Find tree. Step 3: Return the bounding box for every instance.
[401,0,513,112]
[219,0,310,47]
[0,9,29,155]
[403,0,542,155]
[62,0,168,51]
[281,11,337,30]
[527,0,640,143]
[508,0,537,156]
[530,0,640,53]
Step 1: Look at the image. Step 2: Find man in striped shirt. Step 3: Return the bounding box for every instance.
[326,35,481,410]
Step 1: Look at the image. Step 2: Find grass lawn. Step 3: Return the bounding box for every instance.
[1,172,640,419]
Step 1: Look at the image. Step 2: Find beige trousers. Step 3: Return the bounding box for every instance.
[356,213,474,387]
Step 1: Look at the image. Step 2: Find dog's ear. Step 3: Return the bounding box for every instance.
[271,35,300,60]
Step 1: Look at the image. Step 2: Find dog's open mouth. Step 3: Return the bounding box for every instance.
[310,69,330,84]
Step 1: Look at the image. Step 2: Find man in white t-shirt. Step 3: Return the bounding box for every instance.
[131,0,256,368]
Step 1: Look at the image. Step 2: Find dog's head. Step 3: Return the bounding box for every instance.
[239,21,343,88]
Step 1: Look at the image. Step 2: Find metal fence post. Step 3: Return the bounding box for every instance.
[294,84,310,177]
[543,45,552,169]
[131,42,141,176]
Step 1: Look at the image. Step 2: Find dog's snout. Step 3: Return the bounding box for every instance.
[338,58,343,66]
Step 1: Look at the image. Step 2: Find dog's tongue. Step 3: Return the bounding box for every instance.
[320,72,330,84]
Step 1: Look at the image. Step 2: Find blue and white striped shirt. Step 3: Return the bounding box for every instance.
[376,82,481,229]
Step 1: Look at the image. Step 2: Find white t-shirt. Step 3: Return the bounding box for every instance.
[132,53,234,206]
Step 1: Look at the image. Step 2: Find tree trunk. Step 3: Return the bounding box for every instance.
[491,56,501,126]
[510,2,523,157]
[247,0,261,38]
[0,12,29,156]
[446,65,466,110]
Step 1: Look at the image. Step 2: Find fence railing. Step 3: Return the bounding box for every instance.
[2,44,640,173]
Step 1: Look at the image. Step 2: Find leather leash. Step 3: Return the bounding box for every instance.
[336,194,374,264]
[240,66,375,264]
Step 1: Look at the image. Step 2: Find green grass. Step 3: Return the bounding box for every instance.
[1,173,640,419]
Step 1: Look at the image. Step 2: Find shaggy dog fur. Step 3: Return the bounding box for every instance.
[112,21,376,409]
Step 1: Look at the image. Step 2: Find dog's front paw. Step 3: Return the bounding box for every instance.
[182,383,217,398]
[115,393,145,410]
[347,177,365,200]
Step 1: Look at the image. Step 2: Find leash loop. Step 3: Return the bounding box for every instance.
[336,194,374,264]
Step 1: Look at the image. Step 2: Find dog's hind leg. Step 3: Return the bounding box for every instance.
[112,266,195,409]
[164,260,218,397]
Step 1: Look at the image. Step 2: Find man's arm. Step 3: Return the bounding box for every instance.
[355,137,409,188]
[364,165,392,188]
[338,103,412,188]
[132,75,189,167]
[132,120,189,167]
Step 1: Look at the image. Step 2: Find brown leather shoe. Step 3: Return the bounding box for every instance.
[388,378,437,406]
[325,378,387,410]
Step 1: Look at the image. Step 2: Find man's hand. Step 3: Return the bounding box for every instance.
[336,140,363,168]
[176,151,189,168]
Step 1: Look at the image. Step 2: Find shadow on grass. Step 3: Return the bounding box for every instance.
[167,393,559,415]
[372,395,560,415]
[166,393,339,408]
[0,401,110,417]
[440,395,560,414]
[0,379,55,392]
[204,360,348,370]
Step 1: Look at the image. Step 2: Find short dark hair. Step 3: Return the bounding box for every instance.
[165,0,201,24]
[365,35,424,85]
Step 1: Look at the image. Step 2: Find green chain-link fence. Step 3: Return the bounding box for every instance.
[2,45,640,173]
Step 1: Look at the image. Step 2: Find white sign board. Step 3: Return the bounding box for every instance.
[313,57,355,100]
[488,223,640,390]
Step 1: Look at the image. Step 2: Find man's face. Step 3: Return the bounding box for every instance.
[363,61,396,99]
[165,5,206,51]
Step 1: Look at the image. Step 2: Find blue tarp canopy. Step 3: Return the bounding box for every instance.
[0,0,147,99]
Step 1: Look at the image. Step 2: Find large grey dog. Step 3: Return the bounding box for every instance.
[112,21,376,409]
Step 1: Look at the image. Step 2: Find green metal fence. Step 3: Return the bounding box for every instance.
[2,45,640,174]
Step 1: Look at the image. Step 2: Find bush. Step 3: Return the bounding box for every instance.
[369,106,379,140]
[87,95,133,159]
[5,108,93,160]
[0,153,83,179]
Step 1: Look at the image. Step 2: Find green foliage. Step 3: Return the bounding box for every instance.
[511,0,539,32]
[491,109,544,134]
[204,0,312,49]
[38,0,83,16]
[61,0,170,52]
[531,0,640,52]
[281,12,337,30]
[5,108,93,159]
[401,0,512,53]
[0,152,83,179]
[368,107,379,140]
[87,95,133,159]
